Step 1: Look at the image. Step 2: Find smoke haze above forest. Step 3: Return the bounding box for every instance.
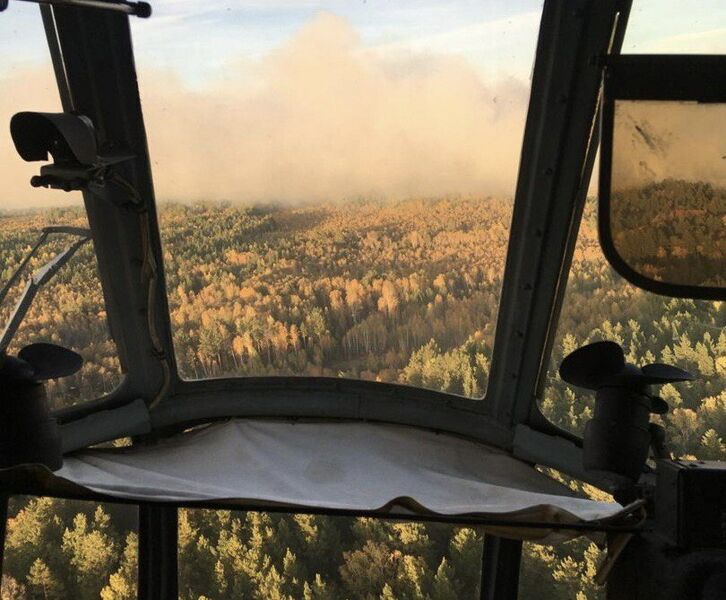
[0,12,530,208]
[4,0,726,208]
[139,13,530,204]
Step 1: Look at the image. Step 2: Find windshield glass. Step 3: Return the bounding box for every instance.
[133,1,543,397]
[623,0,726,53]
[542,199,725,461]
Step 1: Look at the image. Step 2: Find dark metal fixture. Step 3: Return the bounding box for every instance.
[560,341,693,481]
[10,111,135,193]
[0,343,81,471]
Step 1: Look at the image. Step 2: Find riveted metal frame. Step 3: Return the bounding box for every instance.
[42,1,631,489]
[0,0,639,597]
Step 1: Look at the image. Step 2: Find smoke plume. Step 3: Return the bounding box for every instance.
[2,13,531,208]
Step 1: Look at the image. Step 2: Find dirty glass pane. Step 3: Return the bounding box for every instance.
[133,1,544,397]
[608,100,726,288]
[178,508,484,599]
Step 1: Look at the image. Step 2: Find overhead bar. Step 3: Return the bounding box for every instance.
[1,0,151,18]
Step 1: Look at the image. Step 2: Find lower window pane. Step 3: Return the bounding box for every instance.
[178,509,484,599]
[520,539,605,600]
[2,496,137,600]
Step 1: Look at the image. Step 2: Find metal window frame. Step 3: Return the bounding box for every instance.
[139,504,178,599]
[481,536,523,600]
[0,0,635,598]
[486,0,630,431]
[42,0,631,477]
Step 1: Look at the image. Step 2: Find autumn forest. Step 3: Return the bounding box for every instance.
[0,192,723,599]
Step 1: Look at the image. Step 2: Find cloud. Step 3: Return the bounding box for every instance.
[140,13,529,204]
[1,13,530,208]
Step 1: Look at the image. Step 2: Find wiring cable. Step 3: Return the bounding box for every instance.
[107,172,172,408]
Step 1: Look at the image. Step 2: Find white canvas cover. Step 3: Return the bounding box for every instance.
[57,419,625,541]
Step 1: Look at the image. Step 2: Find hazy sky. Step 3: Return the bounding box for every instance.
[1,0,725,208]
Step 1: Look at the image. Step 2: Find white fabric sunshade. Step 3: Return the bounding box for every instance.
[57,419,624,540]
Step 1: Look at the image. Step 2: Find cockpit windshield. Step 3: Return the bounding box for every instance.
[129,1,544,397]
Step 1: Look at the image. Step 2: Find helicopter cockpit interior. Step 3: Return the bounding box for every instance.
[0,0,724,598]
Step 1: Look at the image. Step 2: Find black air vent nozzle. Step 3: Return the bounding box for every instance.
[0,343,83,471]
[560,341,694,481]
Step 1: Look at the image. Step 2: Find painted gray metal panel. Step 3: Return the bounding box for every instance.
[512,424,630,493]
[61,398,151,452]
[41,4,177,411]
[486,0,630,432]
[151,380,513,449]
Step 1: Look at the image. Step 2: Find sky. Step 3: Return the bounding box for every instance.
[1,0,725,208]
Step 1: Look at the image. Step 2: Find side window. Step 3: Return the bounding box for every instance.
[542,200,726,460]
[520,539,605,600]
[0,211,122,410]
[2,496,137,599]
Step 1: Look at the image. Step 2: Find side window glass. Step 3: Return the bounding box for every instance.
[0,212,123,410]
[521,540,604,600]
[543,200,725,460]
[1,3,122,409]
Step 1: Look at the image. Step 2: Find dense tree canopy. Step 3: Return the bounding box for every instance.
[610,179,726,287]
[0,194,723,598]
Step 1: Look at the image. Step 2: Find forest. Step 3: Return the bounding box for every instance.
[0,189,723,599]
[610,179,726,288]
